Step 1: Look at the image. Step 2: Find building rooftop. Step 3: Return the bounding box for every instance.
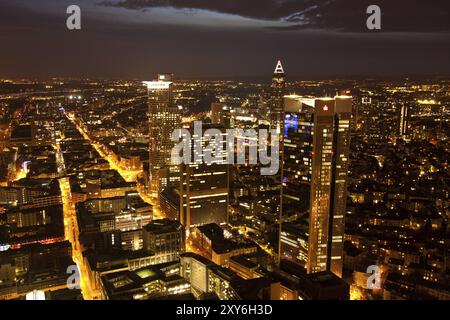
[143,218,183,235]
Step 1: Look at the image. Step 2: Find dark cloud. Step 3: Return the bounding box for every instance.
[0,0,449,79]
[98,0,320,20]
[99,0,450,32]
[280,0,450,32]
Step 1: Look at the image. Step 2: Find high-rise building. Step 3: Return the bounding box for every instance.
[399,103,409,138]
[281,95,352,278]
[210,102,231,127]
[269,60,286,134]
[144,74,181,197]
[178,124,229,229]
[268,61,287,263]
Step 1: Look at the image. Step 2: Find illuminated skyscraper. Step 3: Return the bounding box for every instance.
[281,95,352,278]
[179,124,229,229]
[268,61,287,263]
[144,74,181,197]
[269,60,286,134]
[399,103,409,138]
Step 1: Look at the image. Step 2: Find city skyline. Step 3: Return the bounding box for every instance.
[0,0,449,304]
[0,61,448,301]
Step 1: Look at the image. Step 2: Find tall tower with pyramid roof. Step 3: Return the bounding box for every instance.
[270,60,286,132]
[269,61,287,265]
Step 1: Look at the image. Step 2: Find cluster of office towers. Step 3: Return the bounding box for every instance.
[144,63,352,278]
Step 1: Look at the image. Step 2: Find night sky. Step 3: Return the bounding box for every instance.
[0,0,449,80]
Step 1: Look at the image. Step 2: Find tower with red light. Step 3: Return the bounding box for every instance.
[281,95,353,278]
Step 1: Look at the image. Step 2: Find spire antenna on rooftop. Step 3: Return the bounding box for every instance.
[274,60,284,74]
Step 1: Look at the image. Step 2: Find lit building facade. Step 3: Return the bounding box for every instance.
[142,218,185,263]
[269,60,286,133]
[282,95,352,277]
[144,74,181,196]
[269,61,287,263]
[399,103,409,138]
[178,124,229,228]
